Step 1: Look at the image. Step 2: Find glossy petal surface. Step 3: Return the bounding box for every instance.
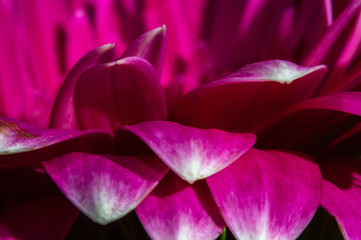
[169,60,326,133]
[136,172,225,240]
[43,152,168,225]
[207,149,322,239]
[118,121,255,183]
[74,57,167,131]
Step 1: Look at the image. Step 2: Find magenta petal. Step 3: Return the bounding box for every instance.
[207,149,322,239]
[43,152,169,224]
[136,172,225,240]
[74,57,167,131]
[0,195,79,240]
[121,26,166,75]
[50,44,118,130]
[0,117,111,155]
[169,60,326,133]
[320,159,361,239]
[117,121,255,183]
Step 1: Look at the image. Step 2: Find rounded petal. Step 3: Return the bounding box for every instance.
[43,152,169,225]
[116,121,255,183]
[74,57,167,131]
[207,148,322,239]
[136,172,225,240]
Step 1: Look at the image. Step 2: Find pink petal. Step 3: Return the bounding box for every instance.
[169,60,326,133]
[117,121,255,184]
[0,195,79,240]
[320,158,361,240]
[43,152,169,225]
[136,172,225,240]
[207,148,322,239]
[0,117,111,155]
[74,56,167,131]
[121,26,166,75]
[49,43,118,130]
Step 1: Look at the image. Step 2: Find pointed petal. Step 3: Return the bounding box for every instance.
[136,172,225,240]
[117,121,255,184]
[43,152,169,225]
[320,158,361,240]
[50,43,118,130]
[0,195,79,240]
[169,60,326,133]
[121,26,166,75]
[207,149,322,239]
[74,56,167,131]
[0,117,112,155]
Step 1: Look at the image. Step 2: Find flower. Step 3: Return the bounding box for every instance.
[1,0,361,240]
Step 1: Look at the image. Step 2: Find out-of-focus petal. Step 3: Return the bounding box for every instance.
[303,0,361,94]
[74,56,167,131]
[169,60,326,133]
[143,0,209,91]
[0,195,79,240]
[207,148,322,239]
[50,43,118,130]
[43,152,168,225]
[0,117,111,155]
[304,0,361,67]
[66,8,98,72]
[136,172,225,240]
[117,121,255,184]
[121,26,166,75]
[320,158,361,240]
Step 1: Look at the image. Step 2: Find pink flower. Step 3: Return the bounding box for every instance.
[1,0,361,239]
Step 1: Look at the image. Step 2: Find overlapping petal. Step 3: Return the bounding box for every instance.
[50,43,118,130]
[74,57,167,131]
[169,60,326,133]
[117,121,255,183]
[207,148,322,239]
[136,172,225,240]
[43,152,168,225]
